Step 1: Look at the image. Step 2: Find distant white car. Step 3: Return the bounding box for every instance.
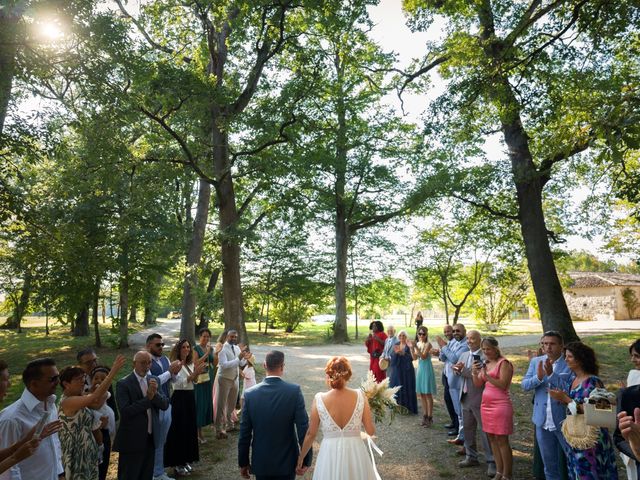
[311,315,335,324]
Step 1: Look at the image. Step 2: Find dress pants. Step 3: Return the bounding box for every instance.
[536,426,570,480]
[154,404,172,476]
[462,399,494,463]
[442,372,458,428]
[118,434,154,480]
[216,376,239,431]
[449,386,464,441]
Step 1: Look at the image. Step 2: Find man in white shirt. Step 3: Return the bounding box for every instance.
[0,358,64,480]
[215,330,251,439]
[522,331,571,480]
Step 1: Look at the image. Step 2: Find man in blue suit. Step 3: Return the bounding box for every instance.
[522,331,571,480]
[238,350,311,480]
[437,323,469,444]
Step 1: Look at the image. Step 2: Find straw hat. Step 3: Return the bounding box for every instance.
[378,357,389,371]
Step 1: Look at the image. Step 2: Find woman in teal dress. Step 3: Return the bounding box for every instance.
[413,325,436,426]
[549,342,618,480]
[193,327,218,443]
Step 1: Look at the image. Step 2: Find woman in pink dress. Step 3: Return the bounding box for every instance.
[473,337,514,480]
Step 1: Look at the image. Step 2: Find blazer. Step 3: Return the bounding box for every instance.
[113,372,170,453]
[238,377,311,477]
[521,354,571,428]
[440,338,469,389]
[457,350,485,407]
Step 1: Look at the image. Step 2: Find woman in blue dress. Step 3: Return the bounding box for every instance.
[389,330,418,414]
[413,325,436,426]
[549,341,618,480]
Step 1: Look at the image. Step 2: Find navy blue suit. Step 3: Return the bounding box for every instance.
[238,377,311,480]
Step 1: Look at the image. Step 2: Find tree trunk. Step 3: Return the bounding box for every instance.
[514,167,578,341]
[332,71,350,343]
[0,10,19,136]
[73,304,90,337]
[128,304,137,323]
[350,247,359,340]
[92,280,101,347]
[5,270,32,332]
[197,267,220,331]
[118,275,129,348]
[181,178,211,346]
[144,307,153,326]
[258,298,265,333]
[212,122,248,345]
[477,7,578,343]
[334,215,350,342]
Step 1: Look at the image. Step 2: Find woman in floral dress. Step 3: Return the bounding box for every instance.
[58,355,125,480]
[549,342,618,480]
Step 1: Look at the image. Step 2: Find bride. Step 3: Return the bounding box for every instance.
[297,356,378,479]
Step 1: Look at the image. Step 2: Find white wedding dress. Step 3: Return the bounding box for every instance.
[312,389,379,480]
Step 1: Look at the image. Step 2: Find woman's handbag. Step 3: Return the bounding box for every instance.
[584,388,617,429]
[196,371,210,384]
[561,401,599,449]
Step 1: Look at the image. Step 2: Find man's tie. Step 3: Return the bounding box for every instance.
[463,354,472,393]
[140,377,152,434]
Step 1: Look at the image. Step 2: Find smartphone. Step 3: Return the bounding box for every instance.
[33,411,50,439]
[472,354,481,363]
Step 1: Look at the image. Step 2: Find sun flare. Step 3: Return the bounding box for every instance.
[39,21,64,42]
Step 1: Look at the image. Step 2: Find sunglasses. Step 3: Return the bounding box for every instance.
[152,343,165,347]
[48,375,60,383]
[417,333,426,336]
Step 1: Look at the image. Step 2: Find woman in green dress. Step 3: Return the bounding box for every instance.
[193,328,220,443]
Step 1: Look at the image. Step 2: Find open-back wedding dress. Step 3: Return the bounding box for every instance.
[312,389,380,480]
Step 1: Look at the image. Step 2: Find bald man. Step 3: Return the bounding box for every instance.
[113,351,170,480]
[454,330,495,476]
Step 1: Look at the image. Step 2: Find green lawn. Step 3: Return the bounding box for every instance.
[0,322,142,405]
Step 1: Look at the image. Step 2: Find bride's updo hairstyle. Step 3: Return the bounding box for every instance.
[325,356,352,389]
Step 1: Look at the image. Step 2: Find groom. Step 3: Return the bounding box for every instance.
[238,350,312,480]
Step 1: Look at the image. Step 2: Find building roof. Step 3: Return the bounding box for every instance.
[568,272,640,288]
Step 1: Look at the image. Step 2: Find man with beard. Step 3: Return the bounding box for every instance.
[146,334,181,480]
[434,325,458,434]
[215,330,251,439]
[437,323,469,445]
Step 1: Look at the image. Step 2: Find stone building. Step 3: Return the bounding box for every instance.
[564,272,640,321]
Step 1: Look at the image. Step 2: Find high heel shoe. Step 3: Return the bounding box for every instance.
[426,416,433,427]
[492,473,502,480]
[421,415,428,426]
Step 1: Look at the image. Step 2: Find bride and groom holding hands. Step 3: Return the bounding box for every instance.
[238,351,379,480]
